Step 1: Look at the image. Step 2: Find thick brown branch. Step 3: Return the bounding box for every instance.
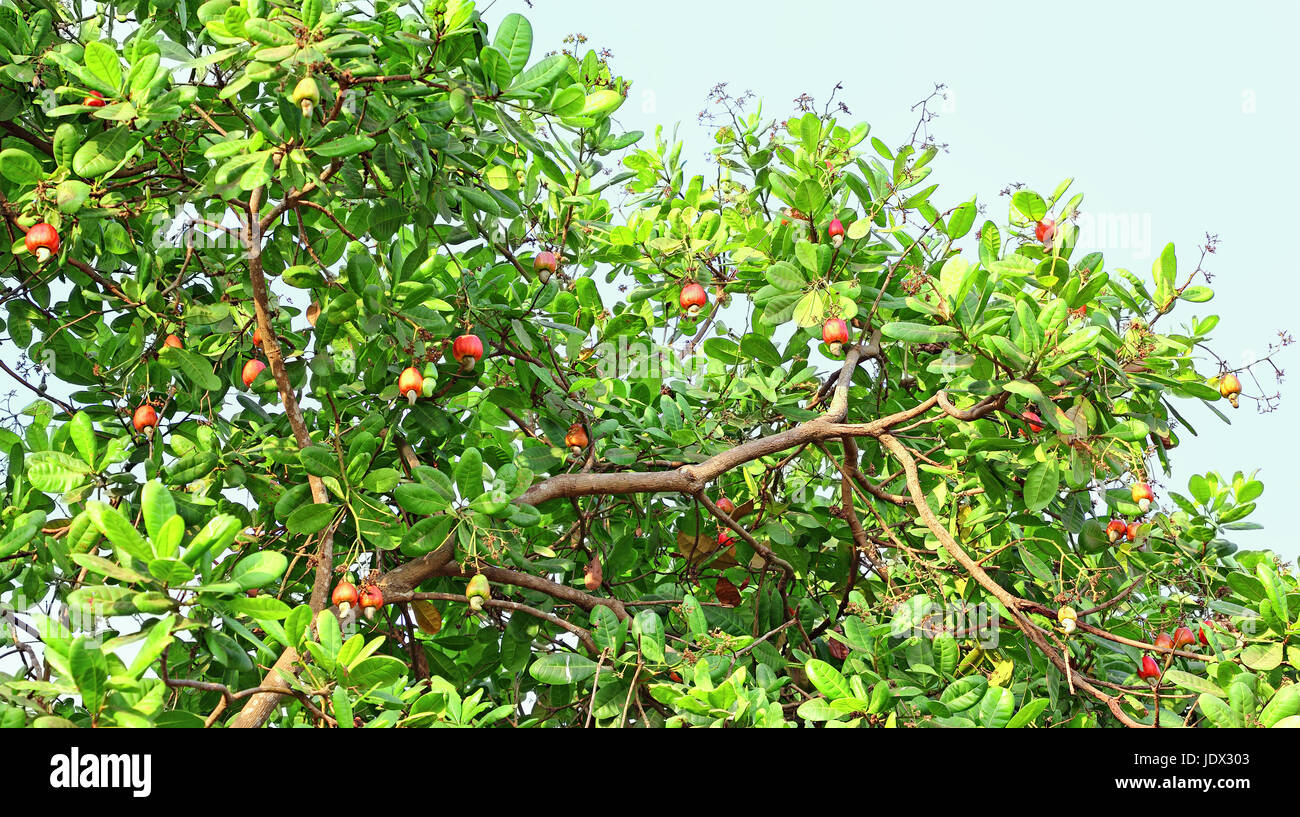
[877,433,1147,728]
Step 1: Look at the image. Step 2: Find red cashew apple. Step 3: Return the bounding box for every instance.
[1126,521,1139,542]
[358,584,384,620]
[83,90,106,107]
[398,366,423,405]
[716,496,735,515]
[241,359,266,388]
[332,581,359,616]
[533,251,558,284]
[1131,482,1154,513]
[679,282,707,317]
[564,423,589,454]
[453,333,483,370]
[827,217,845,248]
[1154,632,1174,651]
[132,404,158,433]
[1173,626,1196,649]
[1106,519,1128,543]
[163,334,183,350]
[1021,410,1044,434]
[822,317,850,355]
[1138,655,1161,686]
[1035,219,1056,244]
[24,223,60,262]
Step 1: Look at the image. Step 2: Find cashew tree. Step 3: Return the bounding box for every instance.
[0,0,1296,728]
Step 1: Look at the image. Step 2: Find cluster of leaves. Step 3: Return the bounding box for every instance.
[0,0,1295,728]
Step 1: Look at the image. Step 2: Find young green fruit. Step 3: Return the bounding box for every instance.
[466,573,491,611]
[291,76,320,115]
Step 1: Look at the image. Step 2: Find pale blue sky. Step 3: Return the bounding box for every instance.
[506,0,1300,559]
[0,2,1294,559]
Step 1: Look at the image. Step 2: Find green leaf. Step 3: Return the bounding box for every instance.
[1241,642,1283,671]
[977,685,1016,727]
[510,54,568,93]
[227,595,292,620]
[286,502,336,534]
[1260,684,1300,728]
[579,89,623,118]
[1006,698,1049,728]
[881,321,960,344]
[141,480,175,544]
[764,261,805,292]
[940,676,987,712]
[82,41,123,90]
[159,345,222,392]
[348,655,409,688]
[0,148,44,185]
[394,483,450,514]
[69,638,108,713]
[127,616,175,678]
[454,447,483,500]
[85,500,154,563]
[312,134,376,157]
[492,13,533,74]
[25,451,93,493]
[70,552,149,584]
[804,659,852,700]
[1197,693,1242,728]
[231,551,288,591]
[1022,459,1059,512]
[1163,669,1225,697]
[529,653,598,685]
[72,127,140,178]
[0,511,45,558]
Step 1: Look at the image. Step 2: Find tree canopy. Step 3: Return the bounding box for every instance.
[0,0,1296,729]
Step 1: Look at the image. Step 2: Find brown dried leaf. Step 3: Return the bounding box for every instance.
[411,600,442,635]
[715,577,742,608]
